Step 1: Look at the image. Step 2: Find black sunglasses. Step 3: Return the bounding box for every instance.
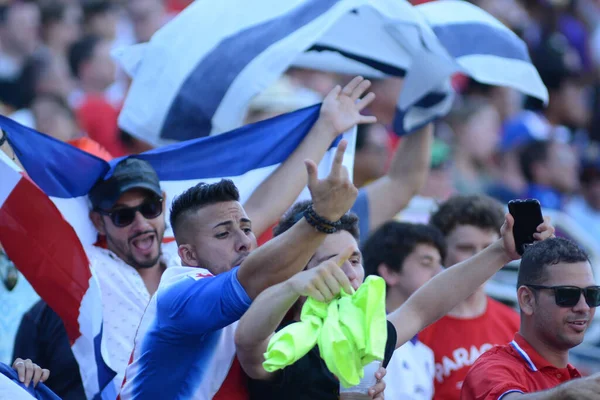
[96,197,163,228]
[526,284,600,308]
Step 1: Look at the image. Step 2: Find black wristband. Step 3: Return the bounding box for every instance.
[303,205,340,234]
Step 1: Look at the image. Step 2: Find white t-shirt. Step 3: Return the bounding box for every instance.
[384,337,435,400]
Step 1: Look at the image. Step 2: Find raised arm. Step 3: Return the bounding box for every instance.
[388,214,555,349]
[235,248,354,380]
[238,141,358,299]
[244,76,376,237]
[362,123,433,233]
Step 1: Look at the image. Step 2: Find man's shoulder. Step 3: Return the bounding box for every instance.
[470,342,522,371]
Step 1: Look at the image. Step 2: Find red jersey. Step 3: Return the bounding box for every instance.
[461,333,581,399]
[419,297,520,400]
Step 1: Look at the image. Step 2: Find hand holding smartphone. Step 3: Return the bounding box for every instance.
[508,199,544,256]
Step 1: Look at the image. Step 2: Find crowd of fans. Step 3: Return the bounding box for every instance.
[2,0,600,399]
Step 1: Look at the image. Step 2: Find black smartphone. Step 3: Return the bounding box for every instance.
[508,199,544,256]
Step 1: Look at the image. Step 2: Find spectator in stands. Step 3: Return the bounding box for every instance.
[519,139,579,209]
[501,33,587,158]
[13,302,84,400]
[31,94,80,143]
[363,221,447,400]
[82,0,118,42]
[68,34,127,156]
[445,97,502,194]
[40,2,82,57]
[242,202,389,399]
[353,123,390,188]
[0,2,41,111]
[418,195,522,400]
[461,237,600,399]
[565,142,600,246]
[234,200,554,400]
[31,93,113,160]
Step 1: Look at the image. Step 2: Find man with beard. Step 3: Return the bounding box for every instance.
[461,237,600,399]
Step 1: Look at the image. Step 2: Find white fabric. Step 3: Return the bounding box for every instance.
[0,372,35,400]
[384,339,435,400]
[80,242,180,393]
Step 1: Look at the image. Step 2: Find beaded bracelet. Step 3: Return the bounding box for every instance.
[303,204,341,234]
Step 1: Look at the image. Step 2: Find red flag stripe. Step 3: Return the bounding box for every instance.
[0,172,91,342]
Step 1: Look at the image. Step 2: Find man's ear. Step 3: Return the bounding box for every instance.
[89,210,106,235]
[518,286,536,316]
[377,263,400,287]
[161,191,167,212]
[178,244,198,267]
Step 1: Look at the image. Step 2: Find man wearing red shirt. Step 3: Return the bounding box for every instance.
[419,195,521,399]
[462,237,600,399]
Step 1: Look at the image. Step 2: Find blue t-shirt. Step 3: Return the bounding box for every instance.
[120,266,252,399]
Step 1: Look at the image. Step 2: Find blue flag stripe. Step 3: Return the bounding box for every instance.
[137,104,321,181]
[0,115,109,198]
[160,0,340,142]
[1,105,323,198]
[432,22,530,62]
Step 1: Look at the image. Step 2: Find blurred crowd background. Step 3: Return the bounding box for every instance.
[2,0,600,371]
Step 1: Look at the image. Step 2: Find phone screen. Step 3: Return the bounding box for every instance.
[508,199,544,255]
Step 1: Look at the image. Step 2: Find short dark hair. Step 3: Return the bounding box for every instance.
[429,194,505,236]
[519,140,551,183]
[517,237,590,288]
[273,200,359,240]
[82,0,114,23]
[363,221,446,278]
[68,35,102,78]
[170,180,240,238]
[41,2,66,28]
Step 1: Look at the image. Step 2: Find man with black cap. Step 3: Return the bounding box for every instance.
[13,157,178,400]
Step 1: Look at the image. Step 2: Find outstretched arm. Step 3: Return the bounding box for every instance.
[238,141,358,299]
[362,123,433,233]
[244,76,377,237]
[388,215,555,349]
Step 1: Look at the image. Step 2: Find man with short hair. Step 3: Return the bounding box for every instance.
[461,237,600,399]
[363,221,446,399]
[234,201,555,400]
[120,143,360,399]
[418,194,522,400]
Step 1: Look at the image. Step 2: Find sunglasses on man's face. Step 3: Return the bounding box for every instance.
[96,198,163,228]
[526,284,600,308]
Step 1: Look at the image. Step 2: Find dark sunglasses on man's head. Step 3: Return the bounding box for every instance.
[96,197,163,228]
[526,284,600,308]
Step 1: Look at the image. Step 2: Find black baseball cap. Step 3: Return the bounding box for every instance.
[89,158,162,210]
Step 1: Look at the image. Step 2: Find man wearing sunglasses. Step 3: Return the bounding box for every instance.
[462,237,600,399]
